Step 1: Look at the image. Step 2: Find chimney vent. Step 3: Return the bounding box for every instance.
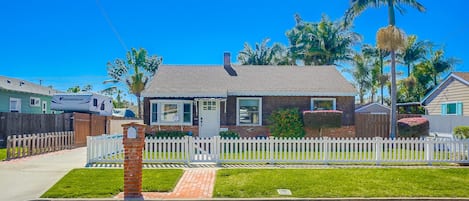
[223,52,237,76]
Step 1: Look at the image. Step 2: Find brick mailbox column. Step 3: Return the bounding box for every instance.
[122,122,146,199]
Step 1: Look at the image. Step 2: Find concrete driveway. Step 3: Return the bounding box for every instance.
[0,147,87,201]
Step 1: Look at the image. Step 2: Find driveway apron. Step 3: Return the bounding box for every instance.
[0,147,87,201]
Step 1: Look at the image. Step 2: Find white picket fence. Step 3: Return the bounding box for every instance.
[7,131,75,160]
[86,135,469,165]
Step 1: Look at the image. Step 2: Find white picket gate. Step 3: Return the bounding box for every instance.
[86,135,469,165]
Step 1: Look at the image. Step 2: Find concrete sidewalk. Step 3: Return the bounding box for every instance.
[0,147,87,201]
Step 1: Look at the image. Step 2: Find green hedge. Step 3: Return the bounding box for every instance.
[303,110,342,129]
[397,117,429,138]
[219,131,240,139]
[145,131,189,138]
[268,108,305,138]
[454,126,469,139]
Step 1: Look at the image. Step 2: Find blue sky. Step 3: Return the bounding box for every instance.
[1,0,468,100]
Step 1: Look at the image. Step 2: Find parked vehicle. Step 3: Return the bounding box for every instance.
[112,108,136,118]
[51,93,113,116]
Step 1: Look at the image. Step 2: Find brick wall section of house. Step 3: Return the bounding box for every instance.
[147,125,200,136]
[225,96,355,126]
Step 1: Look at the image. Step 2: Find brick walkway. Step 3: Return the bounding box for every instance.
[115,168,217,199]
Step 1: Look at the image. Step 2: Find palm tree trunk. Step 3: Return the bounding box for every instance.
[380,57,384,105]
[390,50,397,138]
[137,95,142,118]
[407,64,411,77]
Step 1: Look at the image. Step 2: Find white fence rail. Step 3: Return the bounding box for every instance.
[87,135,469,165]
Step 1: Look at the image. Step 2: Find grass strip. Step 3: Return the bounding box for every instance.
[214,168,469,198]
[41,168,183,198]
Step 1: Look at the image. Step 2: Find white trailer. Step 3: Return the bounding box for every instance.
[51,93,113,116]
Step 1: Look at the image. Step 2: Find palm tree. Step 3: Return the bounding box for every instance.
[106,48,162,118]
[427,49,460,86]
[362,44,390,104]
[344,0,425,138]
[237,38,290,65]
[347,52,372,104]
[286,14,361,66]
[400,35,431,77]
[67,86,81,93]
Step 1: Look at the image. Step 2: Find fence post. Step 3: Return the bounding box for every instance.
[425,137,433,166]
[375,137,382,166]
[6,135,11,160]
[213,136,220,166]
[185,136,191,164]
[269,136,274,164]
[323,137,329,165]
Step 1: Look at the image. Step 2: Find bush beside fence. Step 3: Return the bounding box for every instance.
[6,131,75,160]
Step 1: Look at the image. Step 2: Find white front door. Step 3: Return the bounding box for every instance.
[42,101,47,114]
[198,100,220,138]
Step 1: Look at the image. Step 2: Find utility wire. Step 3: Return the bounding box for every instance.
[96,0,128,52]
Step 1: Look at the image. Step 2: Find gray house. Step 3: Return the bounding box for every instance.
[0,75,58,114]
[142,53,357,137]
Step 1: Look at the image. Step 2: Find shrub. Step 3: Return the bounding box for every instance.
[145,131,189,138]
[303,110,342,129]
[454,126,469,139]
[268,108,305,138]
[219,130,240,139]
[397,117,429,138]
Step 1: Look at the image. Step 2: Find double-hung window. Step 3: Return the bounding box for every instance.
[441,102,463,115]
[10,98,21,113]
[311,98,336,111]
[237,97,262,126]
[150,100,193,125]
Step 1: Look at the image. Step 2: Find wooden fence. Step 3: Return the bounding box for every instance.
[6,131,74,160]
[355,114,422,138]
[87,135,469,165]
[0,112,73,147]
[73,113,111,147]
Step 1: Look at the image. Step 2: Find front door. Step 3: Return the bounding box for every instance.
[198,100,220,138]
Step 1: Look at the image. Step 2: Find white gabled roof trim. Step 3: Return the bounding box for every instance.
[421,73,469,105]
[144,91,356,98]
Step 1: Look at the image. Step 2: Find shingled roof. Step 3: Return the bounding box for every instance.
[142,65,356,98]
[0,75,58,96]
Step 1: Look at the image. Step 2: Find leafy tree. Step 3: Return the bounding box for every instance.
[286,14,360,66]
[268,108,305,138]
[344,0,426,138]
[237,38,291,65]
[426,49,460,86]
[67,86,81,93]
[106,48,162,118]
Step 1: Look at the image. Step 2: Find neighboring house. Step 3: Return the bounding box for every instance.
[51,93,113,116]
[0,75,58,114]
[421,72,469,116]
[355,102,390,114]
[142,53,357,137]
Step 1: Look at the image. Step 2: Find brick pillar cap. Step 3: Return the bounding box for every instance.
[122,122,146,128]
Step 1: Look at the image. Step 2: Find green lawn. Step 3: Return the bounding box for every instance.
[41,169,183,198]
[214,168,469,198]
[0,148,6,161]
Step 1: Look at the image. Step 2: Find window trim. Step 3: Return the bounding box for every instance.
[150,100,193,126]
[311,98,336,111]
[441,101,463,116]
[30,97,41,107]
[236,97,262,126]
[9,97,21,113]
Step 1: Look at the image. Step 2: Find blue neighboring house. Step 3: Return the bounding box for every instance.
[0,75,59,114]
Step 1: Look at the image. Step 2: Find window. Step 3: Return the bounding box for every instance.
[93,98,98,107]
[151,103,158,123]
[9,98,21,113]
[441,102,463,115]
[100,103,105,111]
[150,100,193,125]
[311,98,336,111]
[237,98,262,126]
[30,97,40,107]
